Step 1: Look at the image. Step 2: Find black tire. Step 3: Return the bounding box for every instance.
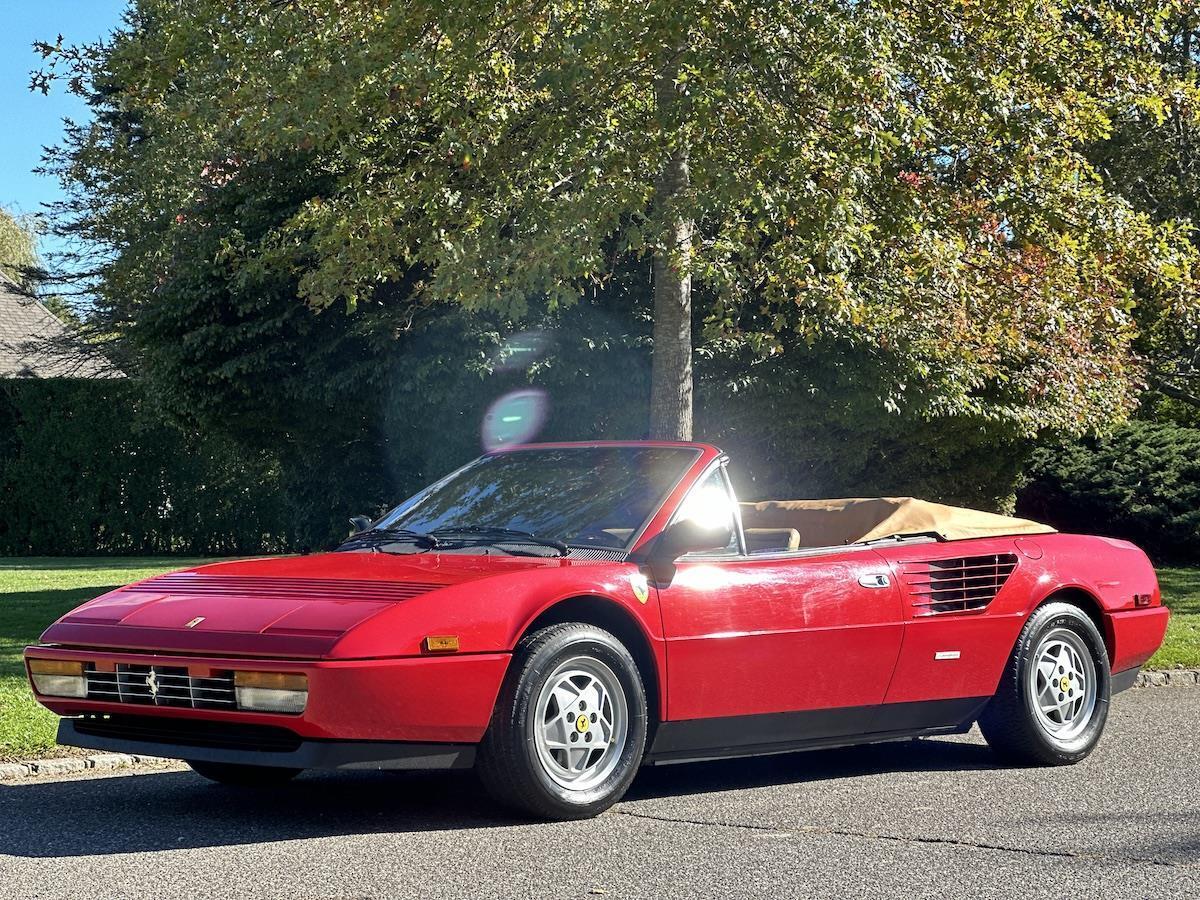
[476,622,648,820]
[979,601,1111,765]
[186,760,302,786]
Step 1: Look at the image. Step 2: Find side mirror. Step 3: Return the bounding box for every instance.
[636,518,733,581]
[348,515,373,535]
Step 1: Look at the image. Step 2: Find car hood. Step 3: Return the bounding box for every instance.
[39,551,580,658]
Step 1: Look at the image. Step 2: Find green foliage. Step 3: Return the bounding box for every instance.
[697,336,1032,508]
[1018,421,1200,563]
[37,0,1200,447]
[0,380,293,556]
[1085,16,1200,418]
[0,207,39,290]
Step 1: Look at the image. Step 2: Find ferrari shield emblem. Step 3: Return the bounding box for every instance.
[630,573,650,604]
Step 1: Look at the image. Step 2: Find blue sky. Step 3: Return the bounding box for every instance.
[1,1,128,263]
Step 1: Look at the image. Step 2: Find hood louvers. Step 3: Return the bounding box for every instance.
[123,573,443,603]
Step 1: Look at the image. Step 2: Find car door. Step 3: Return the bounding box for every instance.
[872,539,1029,706]
[653,465,906,746]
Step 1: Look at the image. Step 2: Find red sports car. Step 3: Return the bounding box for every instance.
[26,442,1168,819]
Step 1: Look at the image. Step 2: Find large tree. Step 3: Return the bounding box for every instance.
[1088,11,1200,417]
[40,0,1200,441]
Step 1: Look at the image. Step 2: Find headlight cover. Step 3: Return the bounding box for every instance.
[234,671,308,714]
[29,659,87,698]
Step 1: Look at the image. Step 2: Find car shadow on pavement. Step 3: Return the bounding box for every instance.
[0,736,1000,858]
[626,734,999,802]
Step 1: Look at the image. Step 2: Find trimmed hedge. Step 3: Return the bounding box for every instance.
[0,379,293,556]
[1017,421,1200,564]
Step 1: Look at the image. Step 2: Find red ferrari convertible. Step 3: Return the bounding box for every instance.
[26,442,1168,819]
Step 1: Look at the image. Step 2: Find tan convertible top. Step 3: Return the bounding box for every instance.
[739,497,1055,549]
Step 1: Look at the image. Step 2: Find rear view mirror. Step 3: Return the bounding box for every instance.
[658,519,733,559]
[635,518,733,582]
[348,515,373,535]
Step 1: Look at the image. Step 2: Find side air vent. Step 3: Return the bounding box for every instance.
[900,553,1018,615]
[123,574,443,603]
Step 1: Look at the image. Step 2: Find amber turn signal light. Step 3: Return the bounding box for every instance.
[423,635,460,653]
[234,671,308,691]
[29,659,84,677]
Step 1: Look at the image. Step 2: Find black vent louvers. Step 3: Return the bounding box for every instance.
[900,553,1019,615]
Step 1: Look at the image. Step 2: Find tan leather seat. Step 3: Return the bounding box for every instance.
[744,527,801,553]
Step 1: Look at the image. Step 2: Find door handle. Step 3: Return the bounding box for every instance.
[859,574,891,589]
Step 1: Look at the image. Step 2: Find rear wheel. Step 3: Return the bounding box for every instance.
[477,622,648,820]
[186,760,302,786]
[980,601,1111,765]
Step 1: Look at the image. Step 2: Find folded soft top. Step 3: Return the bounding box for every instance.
[739,497,1055,548]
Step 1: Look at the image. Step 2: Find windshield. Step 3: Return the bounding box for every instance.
[374,446,700,551]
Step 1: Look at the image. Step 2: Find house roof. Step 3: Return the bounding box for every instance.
[0,273,112,378]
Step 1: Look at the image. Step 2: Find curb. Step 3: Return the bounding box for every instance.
[0,752,173,783]
[1134,668,1200,688]
[3,670,1197,782]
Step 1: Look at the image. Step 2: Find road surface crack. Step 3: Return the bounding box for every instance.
[615,809,1188,869]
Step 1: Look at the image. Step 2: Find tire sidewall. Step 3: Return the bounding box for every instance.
[510,626,647,816]
[1014,604,1111,761]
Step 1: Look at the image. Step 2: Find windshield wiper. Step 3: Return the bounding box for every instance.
[430,526,570,556]
[338,527,442,550]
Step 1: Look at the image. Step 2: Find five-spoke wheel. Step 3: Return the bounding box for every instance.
[533,657,629,791]
[980,601,1111,765]
[1028,628,1098,741]
[477,622,647,820]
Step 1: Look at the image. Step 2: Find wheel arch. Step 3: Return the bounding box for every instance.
[519,595,663,730]
[1032,586,1114,664]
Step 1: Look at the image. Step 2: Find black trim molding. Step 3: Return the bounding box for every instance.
[647,696,990,764]
[58,718,476,771]
[1111,666,1141,695]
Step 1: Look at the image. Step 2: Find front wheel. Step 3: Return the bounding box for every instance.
[477,622,648,820]
[979,601,1111,765]
[187,760,302,786]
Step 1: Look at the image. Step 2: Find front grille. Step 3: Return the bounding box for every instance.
[900,553,1019,615]
[73,714,303,752]
[123,573,442,602]
[85,663,236,710]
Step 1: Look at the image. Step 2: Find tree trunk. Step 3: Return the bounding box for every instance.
[649,73,694,441]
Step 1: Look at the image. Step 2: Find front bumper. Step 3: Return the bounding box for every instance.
[26,645,511,746]
[58,717,476,770]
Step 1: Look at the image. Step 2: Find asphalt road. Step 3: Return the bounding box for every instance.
[1,689,1196,899]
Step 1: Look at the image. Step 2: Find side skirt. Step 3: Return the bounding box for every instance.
[646,696,990,766]
[1111,666,1140,695]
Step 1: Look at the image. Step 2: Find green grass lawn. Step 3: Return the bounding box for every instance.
[1150,567,1200,669]
[0,558,213,761]
[0,558,1197,762]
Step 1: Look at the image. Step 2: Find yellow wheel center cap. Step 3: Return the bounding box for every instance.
[576,715,590,733]
[1059,676,1071,692]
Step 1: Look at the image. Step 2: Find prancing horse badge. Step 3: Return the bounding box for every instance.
[630,574,650,604]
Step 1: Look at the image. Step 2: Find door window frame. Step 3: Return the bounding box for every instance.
[668,456,748,558]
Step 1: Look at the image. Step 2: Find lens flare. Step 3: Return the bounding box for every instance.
[491,330,552,373]
[482,389,548,450]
